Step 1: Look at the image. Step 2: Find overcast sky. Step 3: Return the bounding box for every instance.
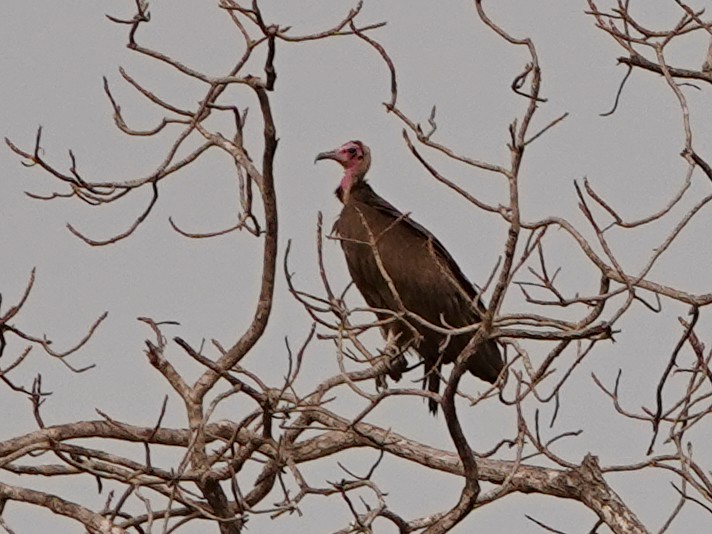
[2,1,712,532]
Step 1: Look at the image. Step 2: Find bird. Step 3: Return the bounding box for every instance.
[315,140,504,413]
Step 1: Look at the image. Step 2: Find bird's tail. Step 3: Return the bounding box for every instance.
[425,340,503,415]
[426,364,441,415]
[470,339,505,384]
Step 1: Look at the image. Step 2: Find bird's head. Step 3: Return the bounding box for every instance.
[315,140,371,201]
[315,140,371,174]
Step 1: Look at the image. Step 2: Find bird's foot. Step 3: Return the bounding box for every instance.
[374,330,409,390]
[386,353,408,381]
[374,353,407,391]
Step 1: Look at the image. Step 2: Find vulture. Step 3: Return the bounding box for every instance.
[315,140,504,413]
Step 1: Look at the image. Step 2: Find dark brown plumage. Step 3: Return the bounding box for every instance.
[315,140,503,413]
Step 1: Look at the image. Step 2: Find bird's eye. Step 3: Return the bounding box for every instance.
[347,147,357,155]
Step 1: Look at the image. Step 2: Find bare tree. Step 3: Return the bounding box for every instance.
[2,1,712,533]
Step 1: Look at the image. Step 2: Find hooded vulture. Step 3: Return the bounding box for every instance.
[315,140,503,413]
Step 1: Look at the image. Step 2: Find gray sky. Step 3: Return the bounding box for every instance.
[2,1,712,532]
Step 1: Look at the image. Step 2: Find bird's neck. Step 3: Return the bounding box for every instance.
[336,169,366,203]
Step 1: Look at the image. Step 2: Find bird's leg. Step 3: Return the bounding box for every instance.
[374,331,398,391]
[380,329,408,385]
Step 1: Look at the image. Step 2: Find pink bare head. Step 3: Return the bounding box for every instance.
[315,140,371,201]
[314,140,371,177]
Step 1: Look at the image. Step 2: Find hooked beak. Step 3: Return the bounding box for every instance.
[314,150,341,165]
